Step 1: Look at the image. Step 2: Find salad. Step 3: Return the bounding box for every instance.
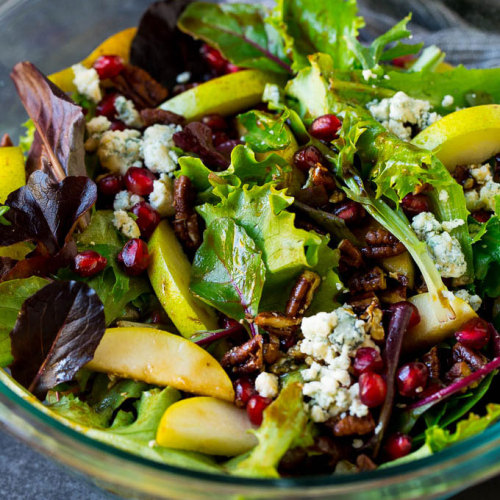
[1,0,500,479]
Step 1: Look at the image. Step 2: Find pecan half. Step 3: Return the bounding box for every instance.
[444,361,471,383]
[0,133,13,147]
[422,346,440,381]
[173,175,201,250]
[362,228,405,259]
[360,301,385,342]
[221,334,263,375]
[140,108,185,127]
[285,270,321,318]
[326,413,375,437]
[311,164,336,191]
[348,266,387,293]
[347,292,379,315]
[111,64,168,109]
[254,312,301,336]
[339,239,363,269]
[452,342,488,371]
[263,334,282,364]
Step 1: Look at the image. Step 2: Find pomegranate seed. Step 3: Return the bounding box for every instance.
[293,145,325,172]
[97,174,123,196]
[385,433,412,460]
[333,200,365,224]
[131,202,161,239]
[212,131,230,147]
[110,120,127,131]
[202,114,228,131]
[225,62,241,74]
[117,238,150,276]
[455,318,491,350]
[401,194,430,218]
[93,55,124,80]
[309,114,342,142]
[124,167,156,196]
[396,362,429,398]
[73,250,107,278]
[472,210,491,223]
[246,394,272,426]
[200,44,228,74]
[353,347,384,376]
[234,377,255,408]
[96,93,118,120]
[389,301,421,330]
[358,372,387,407]
[391,55,415,68]
[222,317,240,329]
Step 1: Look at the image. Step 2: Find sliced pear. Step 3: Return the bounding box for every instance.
[403,293,477,351]
[87,327,234,402]
[49,27,137,92]
[381,251,415,289]
[156,397,257,456]
[411,104,500,169]
[0,146,25,203]
[148,221,219,337]
[160,70,284,121]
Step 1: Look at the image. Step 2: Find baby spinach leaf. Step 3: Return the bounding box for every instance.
[191,217,265,330]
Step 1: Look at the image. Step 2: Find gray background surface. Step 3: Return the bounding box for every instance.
[0,0,499,498]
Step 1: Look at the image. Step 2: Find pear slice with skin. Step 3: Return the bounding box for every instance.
[156,397,257,456]
[411,104,500,170]
[148,221,219,337]
[160,70,284,121]
[87,327,235,402]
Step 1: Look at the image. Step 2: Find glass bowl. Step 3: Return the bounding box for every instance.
[1,0,500,498]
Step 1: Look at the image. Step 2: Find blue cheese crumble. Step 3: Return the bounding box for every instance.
[113,190,143,211]
[113,210,140,239]
[84,116,111,152]
[367,91,441,141]
[411,212,467,278]
[143,124,181,174]
[97,129,143,174]
[299,305,377,423]
[255,372,279,399]
[464,164,500,212]
[72,63,102,103]
[454,289,482,312]
[114,96,143,128]
[149,174,175,217]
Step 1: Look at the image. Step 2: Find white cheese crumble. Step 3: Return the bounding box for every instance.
[149,174,175,217]
[113,210,140,239]
[299,306,377,423]
[454,289,482,312]
[72,63,102,103]
[362,69,377,81]
[84,116,111,152]
[176,71,191,84]
[114,96,143,128]
[97,129,143,174]
[367,91,441,141]
[143,124,181,174]
[113,190,143,211]
[411,212,467,278]
[439,190,449,202]
[465,164,500,212]
[441,95,454,108]
[255,372,279,399]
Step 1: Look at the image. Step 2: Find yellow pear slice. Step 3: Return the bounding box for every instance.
[160,70,284,121]
[403,293,477,351]
[148,221,219,337]
[87,327,234,402]
[49,27,137,92]
[0,146,25,203]
[156,397,257,456]
[411,104,500,169]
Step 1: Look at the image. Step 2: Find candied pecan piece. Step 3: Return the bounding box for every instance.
[453,165,473,187]
[311,164,336,191]
[422,346,440,381]
[173,175,201,250]
[452,342,488,371]
[348,266,387,293]
[326,414,375,437]
[140,108,185,127]
[444,361,471,383]
[285,270,321,318]
[263,334,282,364]
[0,133,13,147]
[347,292,379,314]
[111,64,168,109]
[339,239,363,269]
[356,454,377,472]
[360,300,385,342]
[221,334,263,375]
[379,284,407,304]
[295,185,329,208]
[254,312,301,336]
[362,228,405,259]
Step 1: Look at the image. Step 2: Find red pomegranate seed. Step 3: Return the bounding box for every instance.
[222,317,240,329]
[472,210,491,223]
[234,377,256,408]
[93,55,125,80]
[246,394,272,426]
[202,114,228,131]
[391,55,415,68]
[110,120,127,131]
[333,200,365,224]
[124,167,156,196]
[293,145,325,172]
[200,44,228,74]
[353,347,384,376]
[225,62,241,74]
[97,174,123,196]
[455,318,491,350]
[385,433,412,460]
[117,238,150,276]
[73,250,107,278]
[401,194,430,218]
[131,202,161,239]
[96,93,118,120]
[358,372,387,408]
[396,362,429,398]
[309,114,342,142]
[389,301,421,330]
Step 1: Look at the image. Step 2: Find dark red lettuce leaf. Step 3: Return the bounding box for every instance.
[130,0,209,90]
[11,61,86,181]
[9,280,105,397]
[0,171,96,255]
[173,122,229,169]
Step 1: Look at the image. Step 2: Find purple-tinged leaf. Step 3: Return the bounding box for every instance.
[10,280,105,397]
[191,323,244,347]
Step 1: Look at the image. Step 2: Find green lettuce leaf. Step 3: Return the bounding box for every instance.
[0,276,49,367]
[238,110,291,153]
[178,2,291,74]
[191,218,266,327]
[473,216,500,297]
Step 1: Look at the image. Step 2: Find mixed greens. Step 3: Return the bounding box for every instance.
[1,0,500,479]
